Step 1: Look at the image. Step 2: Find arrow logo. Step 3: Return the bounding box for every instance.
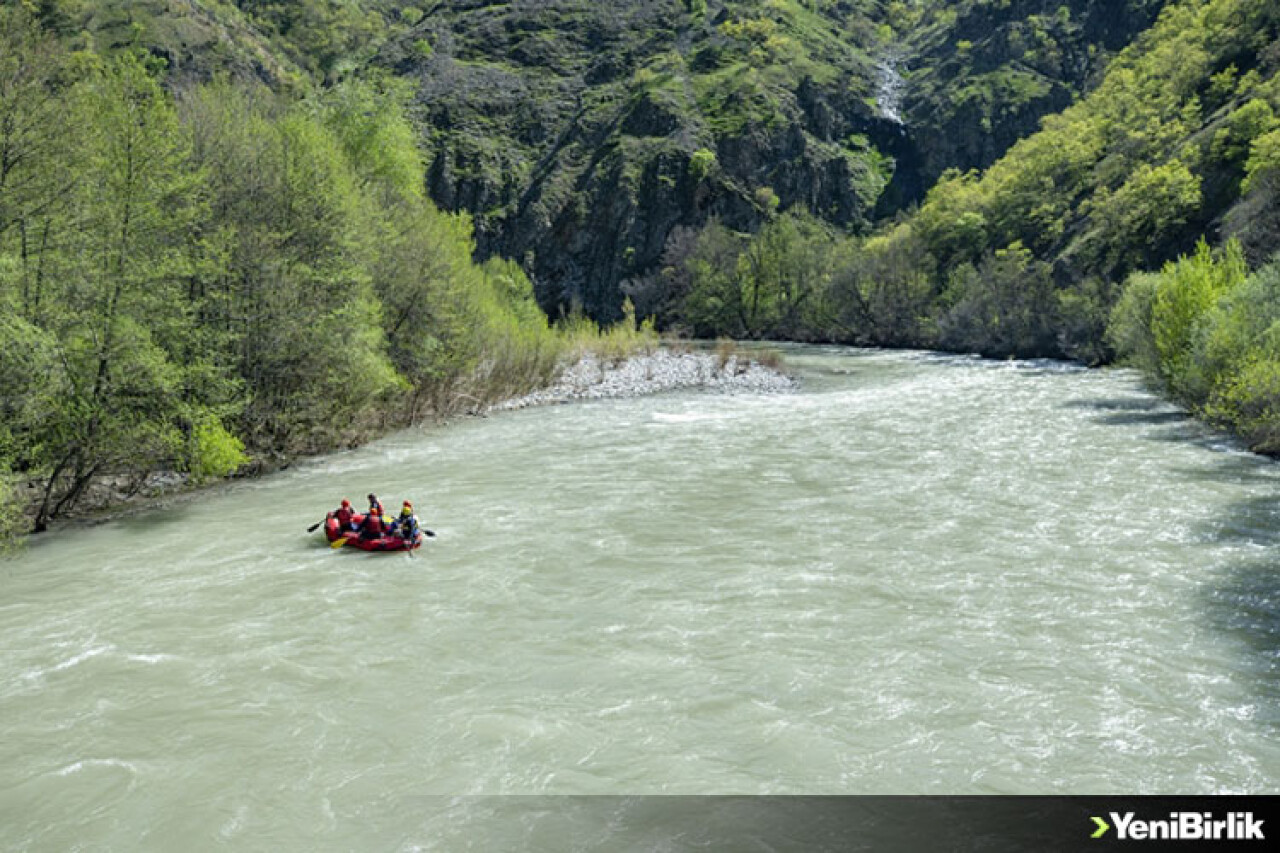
[1091,816,1111,839]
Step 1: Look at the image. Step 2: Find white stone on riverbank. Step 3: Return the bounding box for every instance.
[491,350,797,411]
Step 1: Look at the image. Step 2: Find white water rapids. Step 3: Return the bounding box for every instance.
[2,347,1278,848]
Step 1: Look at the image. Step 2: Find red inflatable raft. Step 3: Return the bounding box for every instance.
[325,511,423,552]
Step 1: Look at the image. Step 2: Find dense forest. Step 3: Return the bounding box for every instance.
[2,0,1280,545]
[0,2,649,543]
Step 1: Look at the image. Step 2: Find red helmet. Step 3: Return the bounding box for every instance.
[341,499,351,508]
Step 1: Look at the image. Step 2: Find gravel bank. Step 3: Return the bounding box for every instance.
[491,349,798,411]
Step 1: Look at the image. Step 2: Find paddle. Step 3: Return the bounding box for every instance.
[307,519,325,533]
[331,536,349,548]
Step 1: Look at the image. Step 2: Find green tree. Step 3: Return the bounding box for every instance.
[1211,98,1277,166]
[688,148,717,183]
[1243,127,1280,194]
[1196,260,1280,450]
[936,242,1059,358]
[1107,270,1162,375]
[9,53,242,529]
[682,220,747,337]
[1092,161,1202,274]
[0,6,79,321]
[1207,355,1280,453]
[681,212,836,339]
[913,169,989,267]
[1149,238,1247,405]
[183,81,402,454]
[826,222,938,347]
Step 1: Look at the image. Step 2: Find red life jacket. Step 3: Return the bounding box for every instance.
[363,513,384,537]
[336,506,354,528]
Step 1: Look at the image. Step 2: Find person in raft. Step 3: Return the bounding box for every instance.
[359,495,387,540]
[334,498,357,531]
[389,501,420,543]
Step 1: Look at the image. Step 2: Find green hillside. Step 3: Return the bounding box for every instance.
[862,0,1280,358]
[382,0,895,319]
[899,0,1170,187]
[660,0,1280,452]
[22,1,1179,321]
[386,0,1176,320]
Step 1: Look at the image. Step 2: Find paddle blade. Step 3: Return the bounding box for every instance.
[330,536,348,548]
[307,520,324,533]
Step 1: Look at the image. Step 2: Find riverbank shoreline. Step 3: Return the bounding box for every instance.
[18,347,797,537]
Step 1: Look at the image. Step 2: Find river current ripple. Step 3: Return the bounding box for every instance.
[2,347,1278,847]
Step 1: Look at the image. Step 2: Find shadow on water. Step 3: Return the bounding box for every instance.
[1201,553,1280,728]
[1098,410,1191,428]
[1173,457,1280,490]
[1065,385,1280,733]
[1202,494,1280,548]
[1061,395,1189,426]
[1197,483,1280,729]
[1061,395,1168,412]
[1064,394,1266,452]
[1073,389,1280,728]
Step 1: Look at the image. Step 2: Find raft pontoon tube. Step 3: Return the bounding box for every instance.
[325,511,423,551]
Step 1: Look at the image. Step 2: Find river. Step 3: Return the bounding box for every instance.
[2,347,1278,848]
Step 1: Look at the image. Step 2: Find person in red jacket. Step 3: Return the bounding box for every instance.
[334,499,357,531]
[359,505,385,540]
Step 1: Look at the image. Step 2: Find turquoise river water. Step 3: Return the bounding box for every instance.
[1,347,1278,849]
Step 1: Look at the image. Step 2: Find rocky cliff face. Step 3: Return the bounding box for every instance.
[898,0,1170,192]
[389,0,900,320]
[395,0,1180,321]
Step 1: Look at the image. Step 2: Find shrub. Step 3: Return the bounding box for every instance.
[936,242,1059,358]
[1205,356,1280,454]
[1107,271,1162,375]
[1149,239,1246,405]
[689,147,717,182]
[188,418,247,483]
